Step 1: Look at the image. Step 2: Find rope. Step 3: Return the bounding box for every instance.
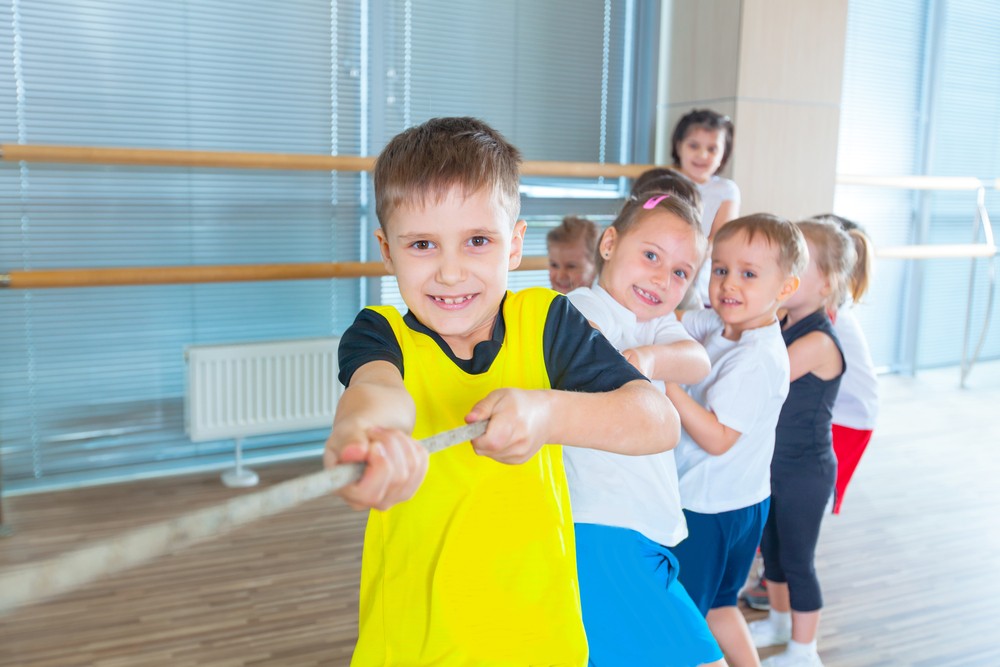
[0,420,487,615]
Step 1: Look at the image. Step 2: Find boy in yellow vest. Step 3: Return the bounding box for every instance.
[324,117,680,666]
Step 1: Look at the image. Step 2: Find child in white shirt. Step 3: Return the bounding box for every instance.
[566,192,725,667]
[812,214,878,514]
[670,109,742,304]
[665,214,807,667]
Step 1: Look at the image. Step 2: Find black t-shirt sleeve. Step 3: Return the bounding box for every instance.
[338,308,404,387]
[543,294,646,392]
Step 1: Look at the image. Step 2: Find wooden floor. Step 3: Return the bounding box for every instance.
[2,362,1000,666]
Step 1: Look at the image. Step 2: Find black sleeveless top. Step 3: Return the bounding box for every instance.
[773,309,845,461]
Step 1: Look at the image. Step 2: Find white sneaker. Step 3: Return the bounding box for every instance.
[748,618,791,648]
[760,649,824,667]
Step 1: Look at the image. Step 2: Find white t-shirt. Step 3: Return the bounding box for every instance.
[831,304,879,430]
[674,309,789,514]
[694,175,741,302]
[564,285,690,547]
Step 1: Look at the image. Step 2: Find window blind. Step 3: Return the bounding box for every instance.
[915,0,1000,367]
[833,0,928,372]
[836,0,1000,372]
[1,0,653,493]
[375,0,639,308]
[0,0,365,492]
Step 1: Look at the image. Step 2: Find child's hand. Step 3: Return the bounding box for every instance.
[623,346,655,378]
[465,389,550,464]
[323,426,429,511]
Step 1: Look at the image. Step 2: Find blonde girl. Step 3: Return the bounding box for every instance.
[813,214,878,515]
[564,193,726,667]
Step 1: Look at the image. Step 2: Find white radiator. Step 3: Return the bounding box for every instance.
[184,337,341,443]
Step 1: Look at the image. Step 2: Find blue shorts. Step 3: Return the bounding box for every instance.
[669,498,770,615]
[575,523,723,667]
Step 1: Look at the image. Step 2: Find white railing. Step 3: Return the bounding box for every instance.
[836,174,998,386]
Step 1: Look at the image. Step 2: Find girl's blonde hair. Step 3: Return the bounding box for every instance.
[810,214,873,303]
[795,218,860,308]
[596,193,705,274]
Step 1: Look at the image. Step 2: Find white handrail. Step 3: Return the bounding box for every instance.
[836,174,998,386]
[836,174,994,191]
[837,175,998,261]
[876,243,997,259]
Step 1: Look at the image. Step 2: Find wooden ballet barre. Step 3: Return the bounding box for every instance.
[522,160,654,179]
[0,144,376,172]
[0,143,655,178]
[0,256,551,289]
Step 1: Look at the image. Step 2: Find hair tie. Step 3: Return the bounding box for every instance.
[643,194,670,209]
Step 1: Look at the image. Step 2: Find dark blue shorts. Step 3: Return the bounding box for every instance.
[669,498,770,616]
[575,523,723,667]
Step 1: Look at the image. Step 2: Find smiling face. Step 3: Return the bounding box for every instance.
[710,230,799,340]
[597,209,704,322]
[676,126,727,185]
[548,240,596,294]
[376,187,526,359]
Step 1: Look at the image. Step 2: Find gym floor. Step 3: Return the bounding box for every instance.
[2,362,999,667]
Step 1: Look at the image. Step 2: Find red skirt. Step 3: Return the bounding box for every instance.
[832,424,874,514]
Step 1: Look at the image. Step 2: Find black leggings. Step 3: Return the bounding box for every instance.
[760,455,836,612]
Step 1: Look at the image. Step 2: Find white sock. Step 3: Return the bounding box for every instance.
[786,639,818,656]
[768,609,791,633]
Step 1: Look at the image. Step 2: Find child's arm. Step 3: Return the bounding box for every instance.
[623,341,711,385]
[663,382,741,456]
[708,199,739,239]
[466,379,678,463]
[323,360,429,511]
[787,331,843,382]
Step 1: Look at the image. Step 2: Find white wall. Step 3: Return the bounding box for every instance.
[658,0,849,221]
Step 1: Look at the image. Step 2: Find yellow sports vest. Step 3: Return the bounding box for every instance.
[352,289,586,667]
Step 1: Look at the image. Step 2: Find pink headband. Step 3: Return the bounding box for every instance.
[642,194,671,209]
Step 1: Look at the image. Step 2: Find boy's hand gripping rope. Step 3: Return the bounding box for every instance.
[0,420,488,616]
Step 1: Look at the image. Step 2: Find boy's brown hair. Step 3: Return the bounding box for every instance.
[713,213,808,276]
[373,117,522,229]
[547,216,599,253]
